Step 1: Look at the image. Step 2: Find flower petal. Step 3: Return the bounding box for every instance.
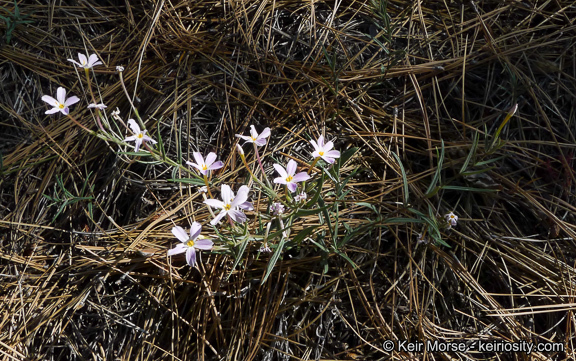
[238,201,253,211]
[88,54,102,66]
[195,239,214,250]
[254,138,267,147]
[205,152,217,166]
[185,247,197,266]
[134,138,143,152]
[321,155,336,164]
[317,135,325,148]
[273,164,288,179]
[127,119,140,134]
[228,209,246,223]
[221,184,233,204]
[325,150,340,159]
[41,95,57,106]
[192,152,204,168]
[259,127,271,139]
[274,176,287,185]
[171,226,189,243]
[167,243,187,256]
[142,134,157,144]
[235,134,252,142]
[309,139,319,151]
[231,186,249,207]
[64,96,80,107]
[249,125,258,139]
[189,222,202,240]
[204,199,225,209]
[209,161,224,170]
[57,87,66,104]
[67,59,82,67]
[210,211,227,225]
[287,182,297,193]
[323,140,334,151]
[45,107,60,114]
[292,172,311,182]
[286,160,297,176]
[78,53,88,66]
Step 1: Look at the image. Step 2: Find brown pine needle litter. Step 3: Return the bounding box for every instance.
[1,0,576,360]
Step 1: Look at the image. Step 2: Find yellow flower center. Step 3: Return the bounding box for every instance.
[186,239,195,247]
[224,204,231,211]
[202,164,208,170]
[319,151,324,156]
[286,175,293,182]
[58,103,64,109]
[137,133,144,139]
[251,136,257,141]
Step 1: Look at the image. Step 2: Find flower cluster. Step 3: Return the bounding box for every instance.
[42,53,158,152]
[166,126,343,267]
[41,52,351,269]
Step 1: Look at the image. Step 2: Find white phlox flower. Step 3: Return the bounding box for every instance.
[41,87,80,115]
[123,119,157,152]
[168,223,213,267]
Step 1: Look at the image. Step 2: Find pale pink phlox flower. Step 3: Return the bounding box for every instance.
[168,223,213,267]
[445,212,458,227]
[67,53,102,69]
[124,119,157,152]
[310,135,341,164]
[204,184,251,225]
[236,125,271,147]
[41,87,80,115]
[273,159,310,193]
[186,152,224,176]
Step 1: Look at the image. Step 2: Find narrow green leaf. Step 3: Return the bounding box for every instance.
[293,225,320,244]
[474,156,505,167]
[440,185,498,193]
[460,132,479,174]
[392,152,409,205]
[167,177,205,186]
[339,147,359,168]
[309,237,328,252]
[117,151,153,157]
[157,123,165,160]
[262,237,286,282]
[293,206,328,218]
[384,217,425,225]
[356,202,379,214]
[304,172,324,208]
[228,236,250,279]
[333,248,357,269]
[460,167,495,176]
[425,139,444,196]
